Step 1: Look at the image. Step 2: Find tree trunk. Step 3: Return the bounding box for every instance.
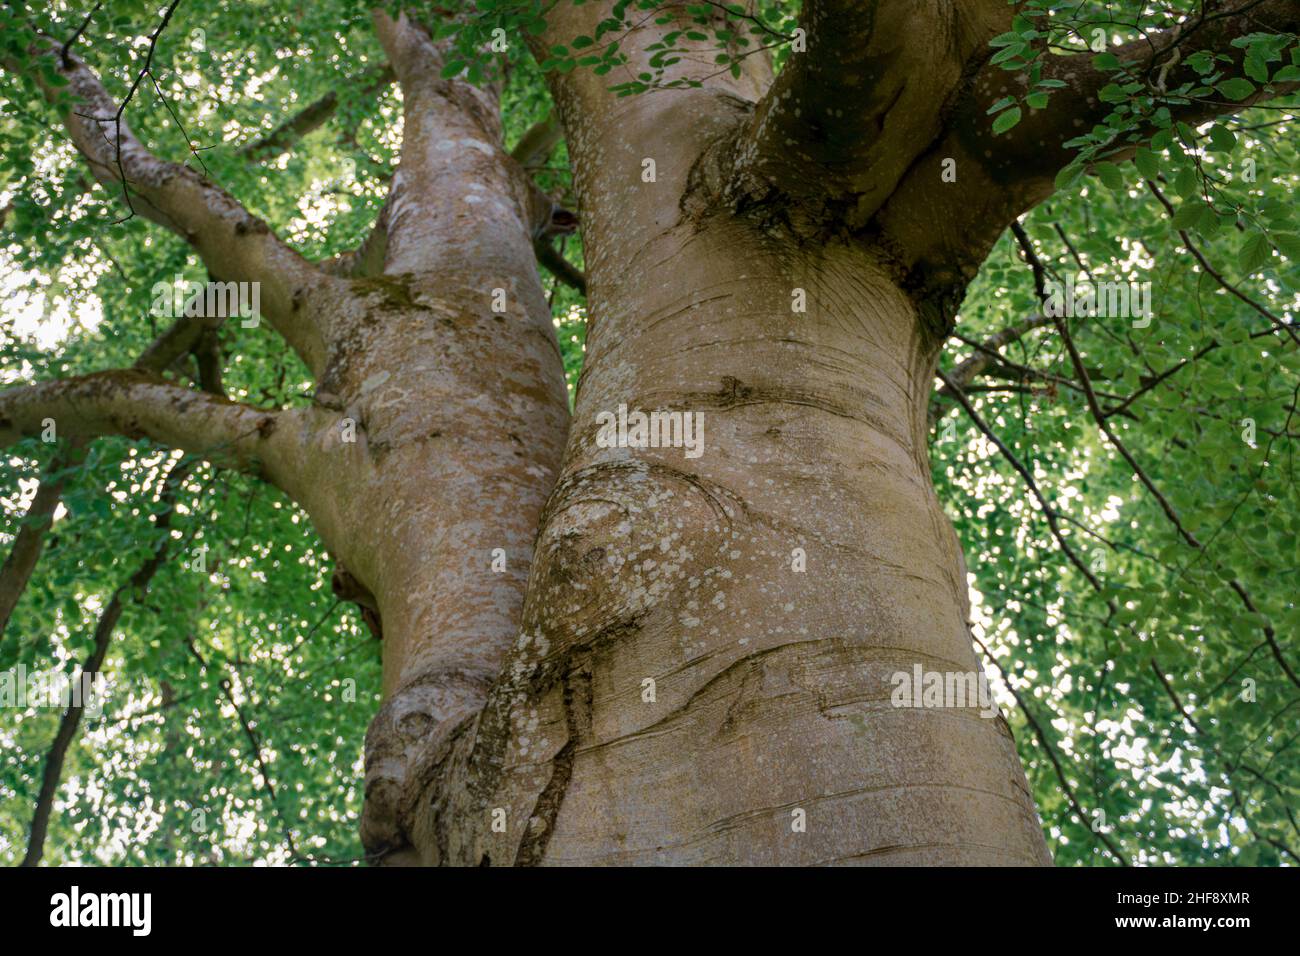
[386,207,1050,866]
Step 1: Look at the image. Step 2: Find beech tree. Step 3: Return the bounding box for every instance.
[1,0,1298,866]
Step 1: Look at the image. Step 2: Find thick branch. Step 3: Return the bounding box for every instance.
[736,0,1010,222]
[134,313,222,373]
[32,50,330,371]
[0,370,283,476]
[984,1,1300,201]
[876,0,1300,296]
[369,10,545,275]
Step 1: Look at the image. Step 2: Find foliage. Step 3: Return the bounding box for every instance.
[937,120,1300,865]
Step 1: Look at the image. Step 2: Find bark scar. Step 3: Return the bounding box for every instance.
[513,662,592,866]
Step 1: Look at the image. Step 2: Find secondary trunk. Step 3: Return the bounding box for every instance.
[296,272,570,858]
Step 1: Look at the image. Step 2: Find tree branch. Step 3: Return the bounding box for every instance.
[0,315,221,638]
[0,443,85,638]
[875,0,1300,300]
[930,313,1055,423]
[1146,179,1300,345]
[369,10,544,274]
[992,0,1300,197]
[936,367,1102,590]
[1010,220,1300,693]
[239,64,396,164]
[1150,657,1300,861]
[973,634,1130,865]
[534,236,586,294]
[511,110,563,169]
[736,0,1010,223]
[29,49,330,372]
[321,199,390,279]
[0,370,285,477]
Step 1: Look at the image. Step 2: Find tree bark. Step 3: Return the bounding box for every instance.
[412,226,1050,865]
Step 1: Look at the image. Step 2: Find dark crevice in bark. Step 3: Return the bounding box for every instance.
[420,712,479,865]
[688,374,891,430]
[904,274,970,348]
[514,661,592,866]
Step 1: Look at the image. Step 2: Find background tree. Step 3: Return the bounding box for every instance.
[0,0,1297,866]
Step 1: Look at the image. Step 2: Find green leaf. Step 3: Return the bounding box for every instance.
[1216,77,1257,100]
[1238,230,1272,273]
[1171,202,1204,230]
[1271,232,1300,260]
[990,43,1026,65]
[1095,161,1124,190]
[1134,147,1160,180]
[1098,83,1129,103]
[1055,162,1085,190]
[1207,124,1237,153]
[1196,203,1223,237]
[992,106,1022,135]
[1243,57,1270,84]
